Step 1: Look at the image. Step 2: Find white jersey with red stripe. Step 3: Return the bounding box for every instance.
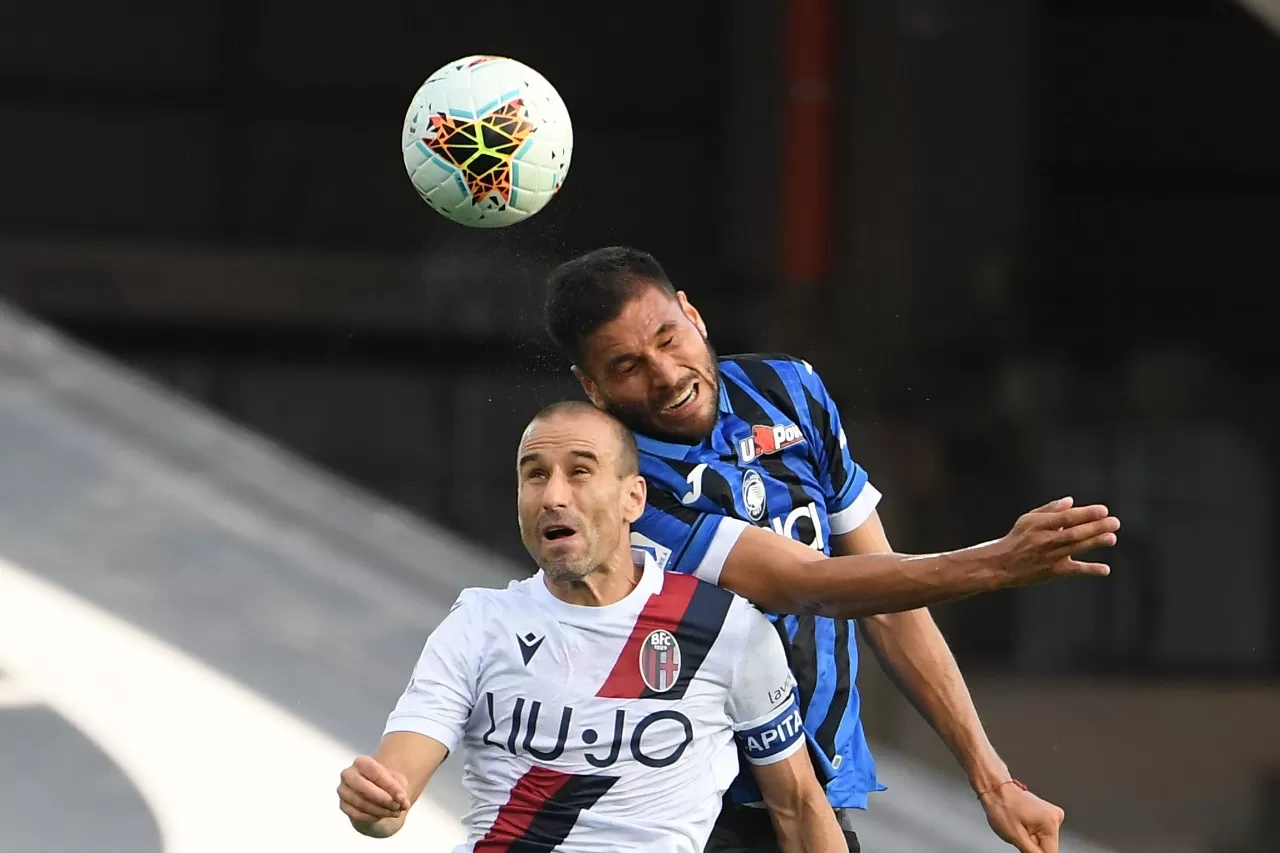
[384,550,805,853]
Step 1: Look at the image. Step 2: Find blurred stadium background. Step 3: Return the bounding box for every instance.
[1,1,1278,851]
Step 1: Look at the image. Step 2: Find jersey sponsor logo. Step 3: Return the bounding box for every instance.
[482,692,695,768]
[630,533,672,570]
[737,423,805,463]
[517,632,544,665]
[639,629,681,693]
[768,501,825,552]
[741,470,767,521]
[737,701,804,762]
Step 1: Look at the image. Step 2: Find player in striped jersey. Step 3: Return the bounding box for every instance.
[338,402,848,852]
[544,247,1122,853]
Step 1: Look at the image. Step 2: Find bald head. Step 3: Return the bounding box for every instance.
[516,400,646,582]
[525,400,638,476]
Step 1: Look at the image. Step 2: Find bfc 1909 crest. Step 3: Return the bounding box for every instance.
[639,629,681,693]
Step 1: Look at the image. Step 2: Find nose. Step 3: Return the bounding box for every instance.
[649,351,684,391]
[540,467,573,510]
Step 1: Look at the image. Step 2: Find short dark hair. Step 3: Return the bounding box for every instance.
[544,246,677,367]
[530,400,638,476]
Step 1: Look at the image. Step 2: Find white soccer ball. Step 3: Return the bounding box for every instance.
[402,56,573,228]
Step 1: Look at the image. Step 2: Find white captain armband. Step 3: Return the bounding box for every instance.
[734,691,805,766]
[727,606,807,765]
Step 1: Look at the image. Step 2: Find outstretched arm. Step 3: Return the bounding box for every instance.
[708,497,1118,618]
[709,359,1118,617]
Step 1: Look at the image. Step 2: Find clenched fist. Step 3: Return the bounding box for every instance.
[338,755,413,838]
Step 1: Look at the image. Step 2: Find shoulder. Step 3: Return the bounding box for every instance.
[656,571,739,636]
[447,580,538,622]
[657,569,734,603]
[722,352,826,383]
[721,353,830,423]
[721,352,806,368]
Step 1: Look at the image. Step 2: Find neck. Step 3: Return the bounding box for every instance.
[543,547,641,607]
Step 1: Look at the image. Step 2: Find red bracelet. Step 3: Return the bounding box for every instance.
[977,778,1028,799]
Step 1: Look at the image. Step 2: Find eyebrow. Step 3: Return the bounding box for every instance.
[518,449,601,467]
[605,323,679,370]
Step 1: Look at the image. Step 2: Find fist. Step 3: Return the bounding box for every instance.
[337,755,412,831]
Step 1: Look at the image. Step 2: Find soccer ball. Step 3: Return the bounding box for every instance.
[402,56,573,227]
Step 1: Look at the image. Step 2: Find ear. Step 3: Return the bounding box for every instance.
[621,473,647,525]
[571,365,607,410]
[675,291,708,338]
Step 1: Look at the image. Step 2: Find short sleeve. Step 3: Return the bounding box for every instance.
[726,606,805,766]
[382,593,480,753]
[631,498,748,586]
[791,360,881,536]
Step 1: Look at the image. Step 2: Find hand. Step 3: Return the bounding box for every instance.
[337,755,412,834]
[993,497,1120,587]
[980,781,1066,853]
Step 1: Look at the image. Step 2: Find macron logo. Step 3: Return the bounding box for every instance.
[517,632,544,665]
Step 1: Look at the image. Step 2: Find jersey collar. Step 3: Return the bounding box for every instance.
[531,550,661,622]
[632,377,733,461]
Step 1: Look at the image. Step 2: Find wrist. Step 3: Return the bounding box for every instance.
[939,542,1005,595]
[962,748,1011,795]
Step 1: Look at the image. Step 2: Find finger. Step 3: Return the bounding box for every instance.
[338,799,385,825]
[1030,496,1073,513]
[1032,505,1111,531]
[1054,557,1111,577]
[390,772,412,810]
[389,778,409,809]
[341,768,401,812]
[1050,533,1119,564]
[1051,517,1120,546]
[353,756,408,802]
[1038,830,1060,853]
[338,785,403,820]
[1009,827,1041,853]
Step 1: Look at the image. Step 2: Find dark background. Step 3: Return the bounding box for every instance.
[1,2,1277,850]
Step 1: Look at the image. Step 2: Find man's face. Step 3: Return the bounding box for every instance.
[516,411,645,582]
[575,285,720,443]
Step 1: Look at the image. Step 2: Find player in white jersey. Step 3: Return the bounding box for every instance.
[337,401,847,852]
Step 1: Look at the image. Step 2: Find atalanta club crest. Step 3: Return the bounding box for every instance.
[742,469,767,521]
[639,629,682,693]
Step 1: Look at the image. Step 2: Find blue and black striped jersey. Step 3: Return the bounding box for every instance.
[629,353,886,809]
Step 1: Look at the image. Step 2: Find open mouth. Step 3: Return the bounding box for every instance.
[661,382,699,414]
[542,525,577,542]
